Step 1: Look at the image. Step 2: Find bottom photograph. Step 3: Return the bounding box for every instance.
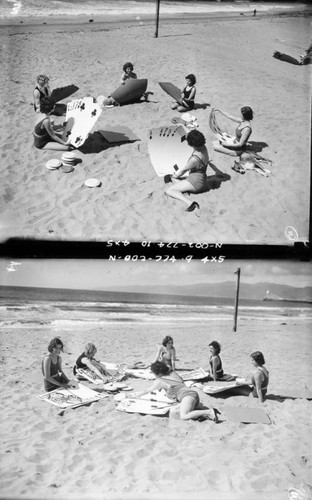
[0,258,311,500]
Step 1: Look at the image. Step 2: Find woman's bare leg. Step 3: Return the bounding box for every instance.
[42,142,71,151]
[166,179,197,206]
[179,395,217,421]
[213,141,240,157]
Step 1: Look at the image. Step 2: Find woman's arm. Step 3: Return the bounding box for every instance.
[82,357,108,382]
[120,73,127,85]
[214,108,241,123]
[210,356,219,381]
[153,345,163,363]
[172,156,196,179]
[171,348,176,371]
[253,371,264,403]
[133,379,163,398]
[182,87,196,106]
[43,119,70,145]
[33,89,41,112]
[58,357,70,383]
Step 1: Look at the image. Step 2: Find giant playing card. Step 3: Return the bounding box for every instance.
[147,125,193,177]
[62,97,102,148]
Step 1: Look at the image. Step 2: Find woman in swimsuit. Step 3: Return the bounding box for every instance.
[101,62,138,107]
[237,351,269,403]
[73,343,111,383]
[33,96,72,151]
[33,75,51,113]
[134,361,220,421]
[154,336,176,370]
[212,106,253,157]
[166,129,209,212]
[172,74,196,112]
[42,337,73,392]
[209,341,224,381]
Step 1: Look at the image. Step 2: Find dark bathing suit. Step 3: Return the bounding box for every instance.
[73,352,94,374]
[33,118,51,149]
[182,85,195,109]
[33,86,49,111]
[42,354,66,392]
[187,153,208,193]
[251,366,269,399]
[209,355,224,380]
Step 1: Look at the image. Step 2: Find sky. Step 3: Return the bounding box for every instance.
[0,258,311,290]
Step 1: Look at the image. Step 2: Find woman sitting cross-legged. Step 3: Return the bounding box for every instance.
[212,106,253,157]
[73,343,111,383]
[33,96,73,151]
[133,361,220,422]
[166,129,209,212]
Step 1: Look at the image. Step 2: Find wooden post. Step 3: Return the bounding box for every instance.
[233,267,241,332]
[154,0,160,38]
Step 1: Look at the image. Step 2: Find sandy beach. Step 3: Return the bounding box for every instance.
[1,301,312,500]
[1,257,312,500]
[0,3,311,245]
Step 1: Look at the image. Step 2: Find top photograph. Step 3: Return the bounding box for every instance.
[0,0,311,245]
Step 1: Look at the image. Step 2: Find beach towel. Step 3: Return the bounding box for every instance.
[37,382,108,409]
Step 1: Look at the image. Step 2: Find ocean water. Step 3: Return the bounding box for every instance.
[0,0,303,21]
[1,286,311,328]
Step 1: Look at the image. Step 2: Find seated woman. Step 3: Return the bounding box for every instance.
[42,337,73,392]
[33,75,65,115]
[212,106,253,157]
[154,336,177,371]
[73,343,111,383]
[101,62,137,107]
[208,341,235,381]
[166,129,209,212]
[33,75,51,113]
[134,361,220,422]
[237,351,269,403]
[171,74,196,112]
[209,341,224,381]
[33,97,72,151]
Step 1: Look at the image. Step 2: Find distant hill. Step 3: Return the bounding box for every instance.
[103,282,312,303]
[1,281,311,305]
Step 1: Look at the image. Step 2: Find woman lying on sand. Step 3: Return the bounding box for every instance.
[212,106,253,157]
[73,343,111,383]
[33,97,72,151]
[166,129,209,212]
[134,361,220,422]
[237,351,269,403]
[42,337,74,392]
[154,336,177,370]
[171,74,196,112]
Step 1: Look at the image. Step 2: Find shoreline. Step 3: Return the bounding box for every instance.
[1,4,311,29]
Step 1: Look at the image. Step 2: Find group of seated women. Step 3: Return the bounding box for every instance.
[42,336,269,423]
[32,65,255,213]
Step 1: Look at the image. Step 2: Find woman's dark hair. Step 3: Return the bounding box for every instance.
[251,351,265,365]
[241,106,253,120]
[40,96,55,114]
[186,73,196,85]
[162,336,173,347]
[150,361,170,376]
[123,61,134,72]
[48,337,63,353]
[209,341,221,355]
[187,129,206,148]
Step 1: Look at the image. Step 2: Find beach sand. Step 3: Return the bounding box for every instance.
[0,9,311,245]
[1,313,311,500]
